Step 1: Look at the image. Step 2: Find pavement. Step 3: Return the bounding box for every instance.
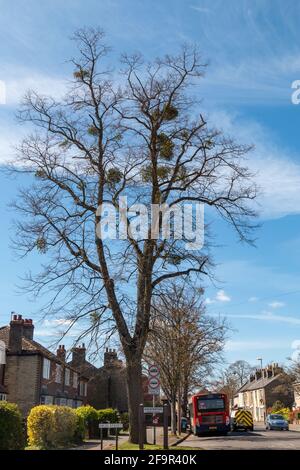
[70,434,129,450]
[177,423,300,450]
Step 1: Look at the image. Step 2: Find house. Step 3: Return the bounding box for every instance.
[68,345,151,412]
[236,363,294,421]
[68,346,128,412]
[0,314,88,415]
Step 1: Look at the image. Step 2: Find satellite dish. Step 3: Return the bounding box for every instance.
[0,340,6,364]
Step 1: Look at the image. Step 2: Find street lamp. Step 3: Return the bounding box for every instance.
[256,357,263,374]
[256,357,265,421]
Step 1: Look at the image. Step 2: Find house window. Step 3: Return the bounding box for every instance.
[40,395,53,405]
[80,381,87,397]
[43,358,51,379]
[73,372,78,389]
[0,393,7,401]
[65,368,70,386]
[55,364,62,384]
[67,399,73,408]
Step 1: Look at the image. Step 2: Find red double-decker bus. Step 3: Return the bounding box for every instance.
[189,392,230,436]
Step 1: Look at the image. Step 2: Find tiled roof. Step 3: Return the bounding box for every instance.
[238,373,281,392]
[0,325,88,378]
[68,360,98,378]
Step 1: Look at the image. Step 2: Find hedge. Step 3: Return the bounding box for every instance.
[27,405,77,449]
[27,405,120,448]
[0,402,25,450]
[76,406,119,438]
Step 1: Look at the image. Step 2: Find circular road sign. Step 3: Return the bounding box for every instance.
[148,376,160,389]
[148,365,160,377]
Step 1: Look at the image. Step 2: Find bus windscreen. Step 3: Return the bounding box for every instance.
[197,397,225,412]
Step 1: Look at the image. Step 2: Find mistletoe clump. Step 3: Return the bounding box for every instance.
[157,133,174,160]
[106,168,122,186]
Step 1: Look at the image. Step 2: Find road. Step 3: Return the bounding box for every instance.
[178,424,300,450]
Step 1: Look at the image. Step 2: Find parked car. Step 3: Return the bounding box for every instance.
[265,414,289,431]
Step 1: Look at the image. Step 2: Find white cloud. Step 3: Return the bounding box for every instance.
[205,289,231,304]
[190,5,211,13]
[216,290,231,302]
[205,297,215,305]
[248,296,258,302]
[208,109,300,220]
[222,311,300,326]
[268,301,285,309]
[225,339,289,352]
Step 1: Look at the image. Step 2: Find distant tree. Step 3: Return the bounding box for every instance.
[144,283,228,433]
[8,28,257,442]
[213,360,254,404]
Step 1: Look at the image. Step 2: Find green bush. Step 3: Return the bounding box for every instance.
[75,405,98,439]
[74,412,86,443]
[52,406,77,446]
[0,402,25,450]
[97,408,119,423]
[271,407,290,421]
[27,405,77,449]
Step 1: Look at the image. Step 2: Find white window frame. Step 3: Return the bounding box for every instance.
[65,368,70,386]
[80,381,87,397]
[43,358,51,379]
[55,364,62,384]
[0,393,7,401]
[73,372,78,389]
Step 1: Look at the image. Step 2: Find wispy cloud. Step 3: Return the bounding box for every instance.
[268,301,285,309]
[225,339,290,352]
[216,290,231,302]
[205,289,231,305]
[222,311,300,326]
[190,5,211,14]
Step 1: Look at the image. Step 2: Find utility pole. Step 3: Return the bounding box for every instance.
[256,357,265,421]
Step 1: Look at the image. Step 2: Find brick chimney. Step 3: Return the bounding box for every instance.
[104,348,120,367]
[57,345,66,362]
[71,343,86,366]
[9,314,24,353]
[23,319,34,340]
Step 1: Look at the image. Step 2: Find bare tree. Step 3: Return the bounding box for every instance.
[7,28,257,442]
[144,283,228,434]
[213,360,254,405]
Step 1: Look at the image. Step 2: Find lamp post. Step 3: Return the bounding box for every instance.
[256,357,265,421]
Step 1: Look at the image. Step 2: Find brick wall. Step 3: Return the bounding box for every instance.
[5,354,40,415]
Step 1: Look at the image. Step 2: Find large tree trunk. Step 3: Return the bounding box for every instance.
[125,354,144,443]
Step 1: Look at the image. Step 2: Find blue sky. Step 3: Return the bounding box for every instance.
[1,0,300,369]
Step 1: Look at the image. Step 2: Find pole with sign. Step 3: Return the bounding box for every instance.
[98,422,123,450]
[148,364,160,444]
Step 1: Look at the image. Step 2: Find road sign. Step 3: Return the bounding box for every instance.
[144,407,163,414]
[98,423,123,429]
[148,364,160,377]
[148,376,160,388]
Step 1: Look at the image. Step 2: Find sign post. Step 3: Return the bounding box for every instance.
[98,422,123,450]
[148,364,160,445]
[139,403,145,450]
[163,404,169,450]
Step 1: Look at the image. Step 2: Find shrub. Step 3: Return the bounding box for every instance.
[74,412,86,443]
[75,405,98,439]
[52,406,77,446]
[27,405,56,449]
[27,405,77,449]
[0,402,25,450]
[271,407,290,421]
[97,408,119,423]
